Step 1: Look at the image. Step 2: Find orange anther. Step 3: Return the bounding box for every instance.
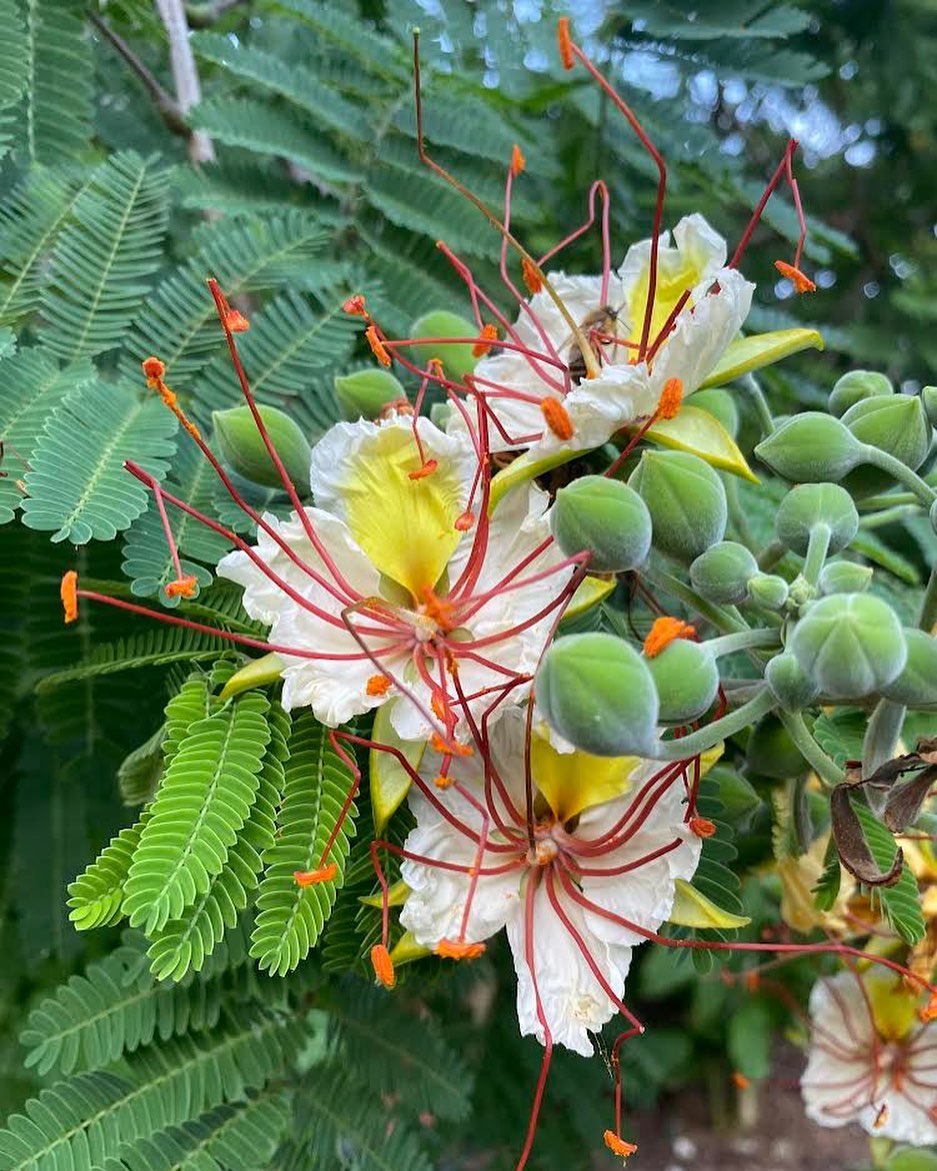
[343,294,367,316]
[774,260,816,295]
[421,587,458,632]
[472,323,499,358]
[873,1103,889,1129]
[744,971,761,993]
[430,732,473,758]
[366,324,392,367]
[142,356,165,382]
[366,674,392,697]
[657,376,683,420]
[557,17,574,70]
[60,570,78,625]
[435,939,486,960]
[370,943,396,989]
[732,1071,751,1090]
[294,863,338,886]
[433,773,453,790]
[225,308,249,333]
[408,459,438,481]
[511,144,526,177]
[522,257,543,294]
[689,816,717,839]
[919,991,937,1023]
[540,397,574,441]
[643,616,696,658]
[454,509,475,532]
[603,1131,638,1158]
[164,574,198,599]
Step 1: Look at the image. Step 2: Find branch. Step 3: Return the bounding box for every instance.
[153,0,215,164]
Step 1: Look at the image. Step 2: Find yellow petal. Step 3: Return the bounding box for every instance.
[488,447,585,515]
[864,971,920,1042]
[626,249,710,349]
[701,328,823,390]
[342,424,464,599]
[219,652,284,700]
[698,742,724,777]
[389,930,433,967]
[668,878,751,929]
[563,574,616,621]
[369,701,425,834]
[531,730,639,822]
[638,405,758,482]
[360,879,410,909]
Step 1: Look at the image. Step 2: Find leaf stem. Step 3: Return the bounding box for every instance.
[779,711,841,789]
[656,688,775,760]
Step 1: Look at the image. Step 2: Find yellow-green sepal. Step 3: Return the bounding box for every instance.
[488,448,586,514]
[219,652,284,700]
[564,574,616,620]
[701,328,824,390]
[370,701,425,834]
[360,879,410,909]
[667,878,751,930]
[389,930,432,967]
[637,405,758,483]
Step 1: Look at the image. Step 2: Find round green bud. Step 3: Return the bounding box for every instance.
[689,541,758,604]
[754,414,865,483]
[922,386,937,429]
[746,713,808,780]
[212,404,312,490]
[828,369,893,417]
[628,450,727,563]
[765,651,820,712]
[775,483,859,555]
[334,368,406,421]
[842,394,931,472]
[550,476,652,572]
[535,633,659,758]
[690,388,739,437]
[409,310,480,382]
[646,640,719,724]
[747,573,789,610]
[881,629,937,708]
[818,560,873,595]
[789,593,907,699]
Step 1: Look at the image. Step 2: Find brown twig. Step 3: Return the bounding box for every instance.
[153,0,215,164]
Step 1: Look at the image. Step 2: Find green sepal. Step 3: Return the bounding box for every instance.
[667,878,751,929]
[219,652,284,699]
[701,328,824,389]
[370,701,425,833]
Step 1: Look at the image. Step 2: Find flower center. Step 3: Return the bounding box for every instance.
[527,820,561,867]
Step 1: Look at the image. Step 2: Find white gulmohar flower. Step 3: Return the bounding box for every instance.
[801,970,937,1144]
[463,213,754,457]
[217,415,573,739]
[399,708,701,1056]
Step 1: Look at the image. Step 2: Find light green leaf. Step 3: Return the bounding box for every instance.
[639,405,759,482]
[701,327,824,389]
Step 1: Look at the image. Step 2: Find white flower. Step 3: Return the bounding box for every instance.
[218,415,573,739]
[399,708,701,1056]
[461,214,754,458]
[801,971,937,1144]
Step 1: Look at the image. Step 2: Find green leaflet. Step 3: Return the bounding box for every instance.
[123,693,272,935]
[250,711,357,975]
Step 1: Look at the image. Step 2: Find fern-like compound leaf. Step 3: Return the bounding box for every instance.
[21,377,178,544]
[123,693,272,935]
[67,815,150,932]
[17,0,92,163]
[250,712,357,975]
[38,152,169,360]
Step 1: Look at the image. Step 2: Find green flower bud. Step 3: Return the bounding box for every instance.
[550,476,652,572]
[646,639,719,724]
[628,450,727,563]
[689,541,758,604]
[881,629,937,708]
[765,651,820,712]
[212,404,312,490]
[789,593,907,699]
[922,386,937,429]
[334,368,407,421]
[818,560,873,595]
[842,394,931,472]
[828,369,893,417]
[690,388,739,437]
[535,633,659,757]
[775,483,859,555]
[746,714,808,780]
[747,573,789,610]
[754,414,865,483]
[409,310,480,382]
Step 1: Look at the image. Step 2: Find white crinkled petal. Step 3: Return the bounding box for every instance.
[800,973,880,1130]
[506,877,632,1057]
[576,762,702,949]
[859,1084,937,1145]
[551,362,655,453]
[310,413,476,518]
[649,266,754,398]
[216,508,402,726]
